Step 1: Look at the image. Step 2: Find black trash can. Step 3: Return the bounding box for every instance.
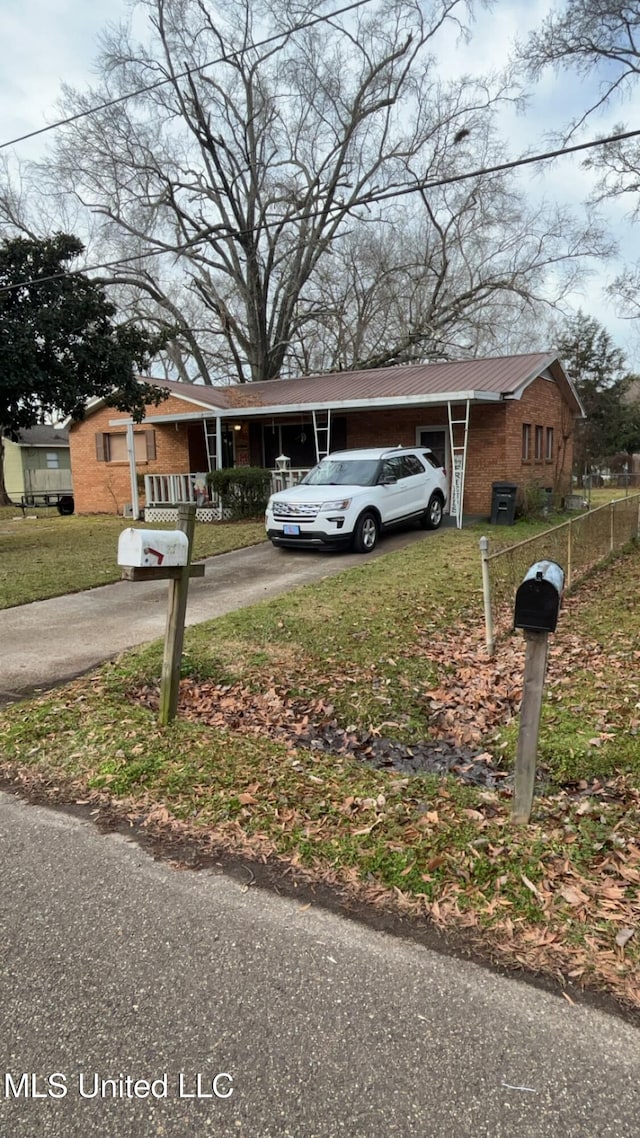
[490,481,518,525]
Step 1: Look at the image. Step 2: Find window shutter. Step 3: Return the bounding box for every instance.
[145,429,156,460]
[95,433,109,462]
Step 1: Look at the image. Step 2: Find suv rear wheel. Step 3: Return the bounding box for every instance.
[352,510,379,553]
[421,493,443,530]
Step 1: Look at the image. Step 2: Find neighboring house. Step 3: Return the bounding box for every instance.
[67,352,583,525]
[3,426,72,502]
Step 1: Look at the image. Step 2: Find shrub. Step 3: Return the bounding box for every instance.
[206,467,272,519]
[517,480,553,520]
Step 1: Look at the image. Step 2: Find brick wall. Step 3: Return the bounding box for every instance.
[343,377,575,516]
[504,376,575,510]
[343,404,506,514]
[69,397,193,514]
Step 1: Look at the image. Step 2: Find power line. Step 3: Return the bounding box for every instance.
[0,0,376,152]
[368,125,640,202]
[0,122,637,296]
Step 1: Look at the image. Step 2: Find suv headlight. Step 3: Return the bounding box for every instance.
[320,498,352,510]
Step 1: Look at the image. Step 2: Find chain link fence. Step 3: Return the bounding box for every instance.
[480,494,640,652]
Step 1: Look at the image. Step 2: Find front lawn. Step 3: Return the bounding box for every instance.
[0,525,639,1012]
[0,512,266,608]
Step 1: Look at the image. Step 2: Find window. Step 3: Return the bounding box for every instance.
[45,451,60,469]
[522,423,531,462]
[381,456,406,481]
[535,425,544,461]
[422,451,443,470]
[402,454,426,477]
[546,427,554,461]
[95,430,156,463]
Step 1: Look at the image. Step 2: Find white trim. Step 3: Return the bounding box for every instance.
[505,357,586,418]
[13,441,69,449]
[109,389,503,427]
[216,416,223,471]
[109,410,215,426]
[126,423,141,521]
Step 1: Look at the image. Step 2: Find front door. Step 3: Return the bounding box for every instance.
[418,428,449,503]
[418,428,447,470]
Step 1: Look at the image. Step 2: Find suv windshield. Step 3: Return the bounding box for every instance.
[301,458,380,487]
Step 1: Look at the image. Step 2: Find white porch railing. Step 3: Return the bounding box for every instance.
[270,468,309,493]
[144,470,310,507]
[144,473,208,506]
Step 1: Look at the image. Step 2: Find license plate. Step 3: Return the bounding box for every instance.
[283,524,300,536]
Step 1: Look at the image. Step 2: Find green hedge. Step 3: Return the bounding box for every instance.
[206,467,272,519]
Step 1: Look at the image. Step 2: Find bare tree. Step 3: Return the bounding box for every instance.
[286,100,608,371]
[41,0,471,380]
[517,2,640,202]
[520,1,640,138]
[518,2,640,338]
[1,0,608,383]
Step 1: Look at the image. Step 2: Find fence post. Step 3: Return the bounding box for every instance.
[479,536,495,657]
[610,500,615,554]
[159,503,196,726]
[512,630,548,824]
[566,516,572,590]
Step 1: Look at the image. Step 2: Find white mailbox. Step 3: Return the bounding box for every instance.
[118,528,189,568]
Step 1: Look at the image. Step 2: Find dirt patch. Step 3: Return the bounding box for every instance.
[133,678,508,786]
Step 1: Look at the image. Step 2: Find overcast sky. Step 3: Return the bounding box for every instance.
[1,0,639,367]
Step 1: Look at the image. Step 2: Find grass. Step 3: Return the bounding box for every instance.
[1,522,639,1009]
[0,511,266,608]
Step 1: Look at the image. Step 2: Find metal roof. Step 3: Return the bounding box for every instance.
[138,352,582,415]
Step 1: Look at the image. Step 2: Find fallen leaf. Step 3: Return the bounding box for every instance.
[399,863,416,877]
[615,927,635,949]
[521,874,541,899]
[559,885,588,907]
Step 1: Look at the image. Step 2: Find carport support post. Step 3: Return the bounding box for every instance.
[512,629,549,825]
[126,422,141,521]
[159,504,196,726]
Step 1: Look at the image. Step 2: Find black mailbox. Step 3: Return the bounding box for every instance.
[514,560,565,633]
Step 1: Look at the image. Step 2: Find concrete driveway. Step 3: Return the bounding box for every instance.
[0,526,438,704]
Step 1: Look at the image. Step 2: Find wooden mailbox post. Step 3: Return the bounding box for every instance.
[512,560,564,825]
[118,504,204,726]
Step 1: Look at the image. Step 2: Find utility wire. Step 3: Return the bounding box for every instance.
[0,123,638,296]
[0,0,376,151]
[368,125,640,200]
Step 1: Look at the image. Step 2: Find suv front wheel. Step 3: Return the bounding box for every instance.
[421,493,443,530]
[352,510,379,553]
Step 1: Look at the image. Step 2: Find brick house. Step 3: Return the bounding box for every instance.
[68,352,583,524]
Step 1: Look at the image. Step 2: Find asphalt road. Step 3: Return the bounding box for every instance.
[0,791,638,1138]
[0,527,433,704]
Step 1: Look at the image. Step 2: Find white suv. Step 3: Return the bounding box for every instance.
[265,446,448,553]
